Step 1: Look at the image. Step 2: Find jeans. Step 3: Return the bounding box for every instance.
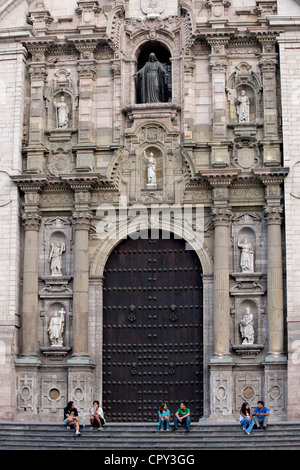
[174,416,191,429]
[240,417,255,433]
[158,418,170,430]
[253,415,268,428]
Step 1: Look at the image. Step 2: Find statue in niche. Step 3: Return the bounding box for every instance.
[54,95,69,128]
[48,308,65,346]
[48,240,65,276]
[134,53,168,103]
[144,150,157,185]
[236,89,250,122]
[240,307,255,344]
[238,236,254,272]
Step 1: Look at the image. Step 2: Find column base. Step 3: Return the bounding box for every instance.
[264,353,287,362]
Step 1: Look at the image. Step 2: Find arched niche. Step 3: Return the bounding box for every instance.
[48,231,67,277]
[142,144,163,188]
[134,41,172,103]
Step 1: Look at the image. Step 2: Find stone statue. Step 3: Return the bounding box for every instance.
[48,240,65,276]
[236,89,250,122]
[240,307,255,344]
[134,53,168,103]
[48,309,65,346]
[238,236,254,272]
[54,95,69,128]
[144,150,157,184]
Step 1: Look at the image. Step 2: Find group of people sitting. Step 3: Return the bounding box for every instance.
[63,399,270,436]
[240,401,270,435]
[64,400,105,436]
[158,402,191,432]
[63,400,191,435]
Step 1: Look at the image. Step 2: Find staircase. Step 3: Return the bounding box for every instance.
[0,422,300,450]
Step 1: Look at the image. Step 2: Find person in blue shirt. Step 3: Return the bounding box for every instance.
[158,402,171,430]
[253,401,270,430]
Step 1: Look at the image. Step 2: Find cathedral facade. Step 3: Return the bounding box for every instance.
[0,0,299,423]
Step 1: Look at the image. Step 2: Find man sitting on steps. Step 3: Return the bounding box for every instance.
[173,402,191,432]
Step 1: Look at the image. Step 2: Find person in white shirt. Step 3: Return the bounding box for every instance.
[90,400,105,430]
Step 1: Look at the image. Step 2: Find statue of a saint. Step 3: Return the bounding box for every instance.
[48,240,65,276]
[240,307,255,344]
[48,309,65,346]
[134,53,168,103]
[144,151,157,184]
[236,90,250,122]
[238,236,254,272]
[54,95,69,128]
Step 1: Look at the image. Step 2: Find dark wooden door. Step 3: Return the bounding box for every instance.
[103,232,203,422]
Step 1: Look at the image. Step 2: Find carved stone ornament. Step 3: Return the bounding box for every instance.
[141,0,165,17]
[48,148,74,176]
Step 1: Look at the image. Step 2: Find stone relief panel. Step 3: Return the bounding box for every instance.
[40,374,68,419]
[232,138,261,170]
[17,373,38,415]
[235,372,263,412]
[47,147,75,176]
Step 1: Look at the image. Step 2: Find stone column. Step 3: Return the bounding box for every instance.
[11,176,48,359]
[71,210,93,361]
[261,173,287,361]
[258,35,281,166]
[25,41,51,173]
[207,36,231,167]
[61,174,101,362]
[21,211,41,358]
[201,170,239,361]
[211,206,232,359]
[73,39,97,171]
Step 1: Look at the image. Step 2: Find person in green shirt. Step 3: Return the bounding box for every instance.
[173,402,191,432]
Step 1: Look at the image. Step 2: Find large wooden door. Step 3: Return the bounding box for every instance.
[102,232,203,422]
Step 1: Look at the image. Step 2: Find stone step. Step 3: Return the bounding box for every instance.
[0,422,300,450]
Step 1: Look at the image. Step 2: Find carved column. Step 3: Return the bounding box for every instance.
[261,172,288,361]
[71,210,93,360]
[25,41,51,172]
[73,39,97,171]
[21,211,41,358]
[258,35,281,165]
[11,176,48,359]
[202,171,238,360]
[212,206,232,359]
[61,174,101,361]
[207,36,231,167]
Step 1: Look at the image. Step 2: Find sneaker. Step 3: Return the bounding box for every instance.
[75,430,81,436]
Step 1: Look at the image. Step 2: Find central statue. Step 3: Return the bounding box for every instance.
[134,53,169,103]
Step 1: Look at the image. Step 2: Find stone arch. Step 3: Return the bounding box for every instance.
[90,219,214,277]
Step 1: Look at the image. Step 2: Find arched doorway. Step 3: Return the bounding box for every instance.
[102,232,203,422]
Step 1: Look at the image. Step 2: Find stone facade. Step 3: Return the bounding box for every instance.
[0,0,298,423]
